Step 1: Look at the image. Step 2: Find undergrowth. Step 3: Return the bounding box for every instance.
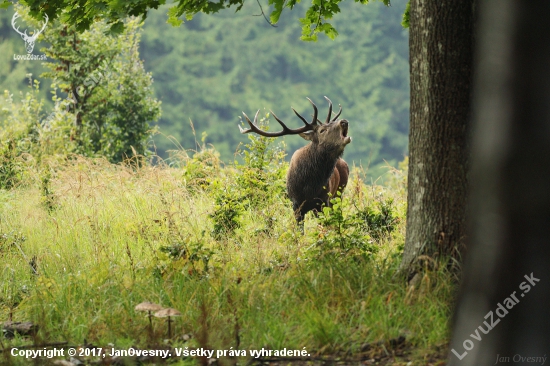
[0,128,454,365]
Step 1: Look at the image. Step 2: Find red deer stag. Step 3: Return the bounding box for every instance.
[239,97,351,228]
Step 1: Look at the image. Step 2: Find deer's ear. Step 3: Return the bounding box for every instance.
[299,131,314,141]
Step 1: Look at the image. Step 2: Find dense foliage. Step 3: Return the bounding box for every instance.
[19,0,390,42]
[41,16,161,162]
[0,0,408,176]
[0,10,161,164]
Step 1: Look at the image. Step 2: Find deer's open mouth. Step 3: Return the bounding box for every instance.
[340,120,351,144]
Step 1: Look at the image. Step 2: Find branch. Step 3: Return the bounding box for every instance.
[252,0,277,27]
[315,0,323,31]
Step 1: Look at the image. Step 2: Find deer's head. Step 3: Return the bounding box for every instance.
[239,97,352,154]
[12,12,48,54]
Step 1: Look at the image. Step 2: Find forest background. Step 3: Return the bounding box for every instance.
[0,0,408,177]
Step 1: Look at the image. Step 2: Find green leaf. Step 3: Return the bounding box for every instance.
[167,6,184,26]
[300,32,317,42]
[401,0,410,28]
[108,21,125,34]
[328,3,341,15]
[167,16,183,26]
[320,23,338,39]
[269,0,285,24]
[287,0,298,9]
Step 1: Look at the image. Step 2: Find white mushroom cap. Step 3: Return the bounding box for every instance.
[154,308,182,317]
[135,302,164,312]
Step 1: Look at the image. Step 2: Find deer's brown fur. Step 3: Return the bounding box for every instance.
[240,97,351,226]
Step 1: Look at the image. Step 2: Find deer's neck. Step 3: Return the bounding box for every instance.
[303,142,342,180]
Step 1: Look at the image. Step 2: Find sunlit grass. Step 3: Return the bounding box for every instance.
[0,154,453,365]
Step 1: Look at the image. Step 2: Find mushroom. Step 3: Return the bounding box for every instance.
[154,308,182,338]
[135,302,164,332]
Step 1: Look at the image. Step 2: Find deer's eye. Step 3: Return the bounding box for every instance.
[319,128,326,133]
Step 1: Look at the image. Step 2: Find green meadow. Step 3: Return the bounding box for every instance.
[0,134,454,365]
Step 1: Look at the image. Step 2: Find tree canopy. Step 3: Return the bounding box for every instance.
[19,0,390,41]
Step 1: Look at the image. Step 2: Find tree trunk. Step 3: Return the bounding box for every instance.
[401,0,475,273]
[449,1,550,364]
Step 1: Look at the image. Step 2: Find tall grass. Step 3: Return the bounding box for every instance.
[0,138,454,364]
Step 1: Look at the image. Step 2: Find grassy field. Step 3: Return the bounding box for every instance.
[0,137,455,365]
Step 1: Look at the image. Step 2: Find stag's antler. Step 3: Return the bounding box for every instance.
[316,96,342,125]
[239,98,320,137]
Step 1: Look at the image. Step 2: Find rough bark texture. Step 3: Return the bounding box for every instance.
[449,1,550,364]
[401,0,475,272]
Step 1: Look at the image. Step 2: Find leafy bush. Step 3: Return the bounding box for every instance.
[309,194,378,261]
[355,198,399,240]
[15,81,80,160]
[159,235,215,277]
[0,77,51,188]
[209,185,244,240]
[181,147,221,190]
[0,140,20,190]
[175,132,222,192]
[0,10,161,167]
[41,15,161,162]
[235,113,287,207]
[206,114,288,240]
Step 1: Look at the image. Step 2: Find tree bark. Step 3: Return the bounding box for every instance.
[401,0,475,273]
[449,1,550,364]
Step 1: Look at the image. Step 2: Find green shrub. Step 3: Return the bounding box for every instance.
[355,198,399,240]
[159,234,215,277]
[0,11,161,165]
[209,185,244,240]
[177,132,222,192]
[309,194,378,261]
[0,140,21,190]
[41,15,161,162]
[0,77,49,188]
[235,113,287,207]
